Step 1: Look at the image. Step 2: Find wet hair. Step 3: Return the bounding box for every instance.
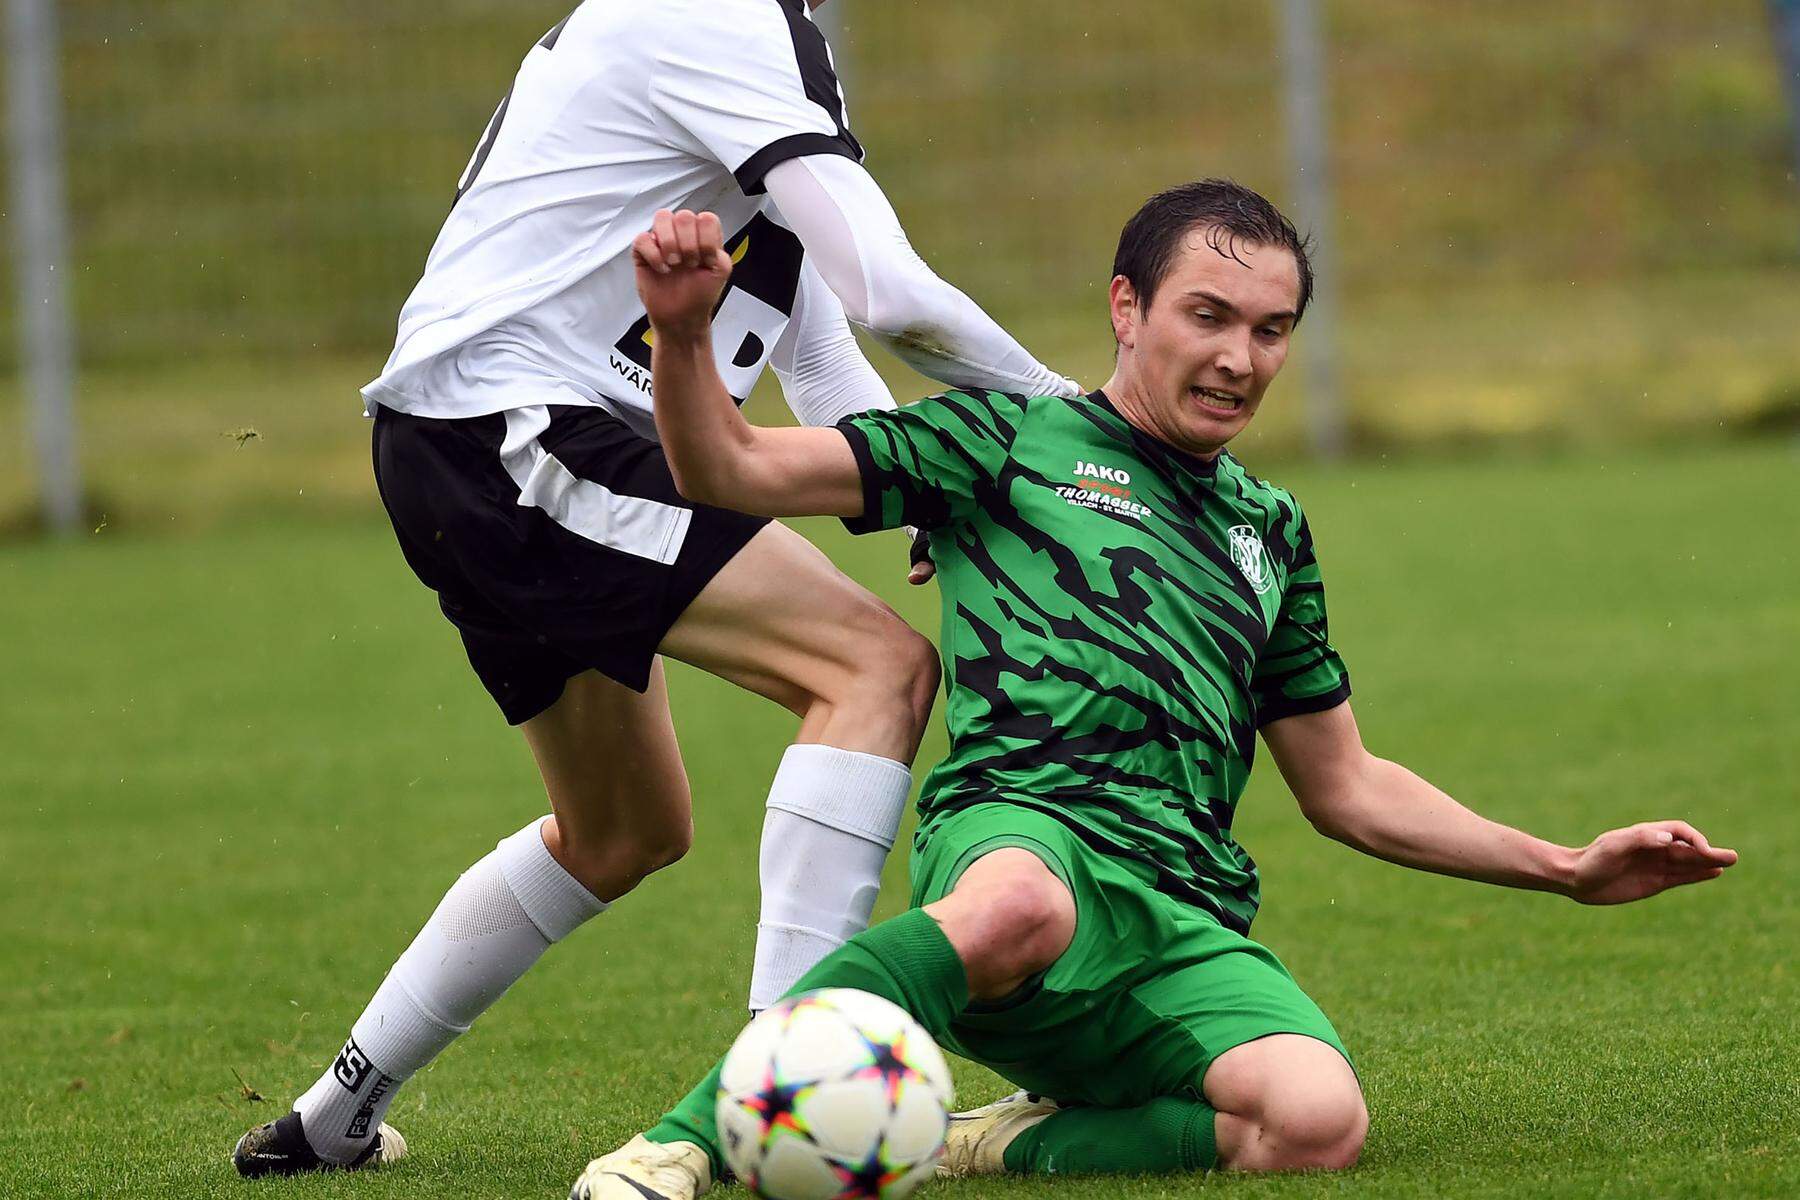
[1112,179,1313,324]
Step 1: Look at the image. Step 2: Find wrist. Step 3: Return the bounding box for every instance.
[649,316,713,345]
[1538,841,1582,896]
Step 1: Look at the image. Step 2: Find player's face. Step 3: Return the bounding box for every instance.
[1108,229,1300,459]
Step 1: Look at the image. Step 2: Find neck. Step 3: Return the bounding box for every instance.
[1099,364,1224,463]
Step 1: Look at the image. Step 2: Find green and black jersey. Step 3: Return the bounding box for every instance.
[837,390,1351,934]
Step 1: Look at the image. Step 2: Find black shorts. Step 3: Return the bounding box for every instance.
[371,403,769,724]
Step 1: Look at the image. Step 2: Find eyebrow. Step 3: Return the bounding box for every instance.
[1182,289,1297,324]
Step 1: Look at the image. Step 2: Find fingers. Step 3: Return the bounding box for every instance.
[631,230,664,275]
[638,210,729,276]
[671,209,701,266]
[908,561,936,585]
[696,211,731,274]
[1660,866,1728,891]
[646,209,678,273]
[1644,819,1737,865]
[1650,819,1710,850]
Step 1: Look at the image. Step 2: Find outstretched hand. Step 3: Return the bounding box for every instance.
[1565,820,1737,905]
[632,209,732,336]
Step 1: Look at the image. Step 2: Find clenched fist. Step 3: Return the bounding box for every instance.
[632,209,732,337]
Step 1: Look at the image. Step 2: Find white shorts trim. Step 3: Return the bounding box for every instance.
[499,407,692,566]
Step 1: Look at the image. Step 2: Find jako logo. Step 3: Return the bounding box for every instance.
[1074,460,1131,486]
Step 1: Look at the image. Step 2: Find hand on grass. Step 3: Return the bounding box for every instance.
[632,209,732,338]
[1565,820,1737,905]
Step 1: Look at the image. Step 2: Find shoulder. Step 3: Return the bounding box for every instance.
[650,0,795,50]
[923,388,1035,425]
[1223,454,1313,558]
[1225,454,1303,521]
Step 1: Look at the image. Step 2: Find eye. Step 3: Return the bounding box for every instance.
[1194,310,1218,324]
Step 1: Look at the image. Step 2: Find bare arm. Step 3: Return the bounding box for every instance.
[633,209,864,519]
[1261,702,1738,903]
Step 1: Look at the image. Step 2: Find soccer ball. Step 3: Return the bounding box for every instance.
[716,988,954,1200]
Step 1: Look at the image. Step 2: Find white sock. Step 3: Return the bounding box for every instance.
[293,817,605,1163]
[748,744,912,1012]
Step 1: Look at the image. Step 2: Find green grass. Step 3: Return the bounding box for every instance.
[2,441,1797,1197]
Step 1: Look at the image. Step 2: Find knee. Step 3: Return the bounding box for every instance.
[837,603,939,732]
[992,876,1075,977]
[1258,1087,1367,1171]
[895,628,941,731]
[939,857,1076,997]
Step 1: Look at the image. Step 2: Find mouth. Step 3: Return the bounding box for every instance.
[1190,386,1245,415]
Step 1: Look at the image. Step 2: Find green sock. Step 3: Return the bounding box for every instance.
[1002,1096,1219,1175]
[646,909,970,1177]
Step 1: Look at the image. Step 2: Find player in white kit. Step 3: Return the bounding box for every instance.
[232,0,1078,1178]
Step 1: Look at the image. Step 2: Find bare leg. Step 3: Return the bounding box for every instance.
[660,522,937,759]
[521,663,693,902]
[1207,1034,1367,1171]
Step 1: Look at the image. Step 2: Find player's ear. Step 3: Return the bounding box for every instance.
[1108,276,1139,350]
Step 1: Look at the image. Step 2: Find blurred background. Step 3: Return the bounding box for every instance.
[3,0,1798,532]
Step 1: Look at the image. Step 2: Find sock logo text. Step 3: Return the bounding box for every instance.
[331,1038,375,1093]
[345,1073,394,1139]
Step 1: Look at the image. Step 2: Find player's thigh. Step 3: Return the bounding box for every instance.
[519,662,691,871]
[659,522,935,725]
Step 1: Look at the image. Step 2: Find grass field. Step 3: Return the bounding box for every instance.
[3,440,1797,1198]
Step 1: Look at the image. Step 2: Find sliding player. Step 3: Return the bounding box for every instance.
[568,183,1736,1197]
[232,0,1079,1177]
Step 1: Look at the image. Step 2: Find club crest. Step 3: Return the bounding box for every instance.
[1227,525,1273,594]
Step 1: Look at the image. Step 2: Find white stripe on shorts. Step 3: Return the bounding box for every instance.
[499,407,692,566]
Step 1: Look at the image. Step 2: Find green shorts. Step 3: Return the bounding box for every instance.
[910,802,1351,1108]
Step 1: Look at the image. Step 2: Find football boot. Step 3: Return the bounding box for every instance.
[937,1090,1062,1177]
[569,1133,713,1200]
[232,1109,406,1177]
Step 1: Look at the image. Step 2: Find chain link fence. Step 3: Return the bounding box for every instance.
[6,0,1799,452]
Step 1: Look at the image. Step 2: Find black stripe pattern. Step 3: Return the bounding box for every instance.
[840,390,1352,932]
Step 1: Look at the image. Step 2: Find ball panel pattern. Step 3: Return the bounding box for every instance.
[715,988,954,1200]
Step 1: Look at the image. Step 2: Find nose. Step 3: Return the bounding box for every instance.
[1213,328,1251,380]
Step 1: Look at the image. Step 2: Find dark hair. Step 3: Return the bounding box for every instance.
[1112,179,1313,324]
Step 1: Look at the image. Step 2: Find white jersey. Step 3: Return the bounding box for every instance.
[362,0,865,434]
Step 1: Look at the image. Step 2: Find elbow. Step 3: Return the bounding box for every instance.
[664,456,726,508]
[1301,798,1352,842]
[672,470,731,510]
[1297,779,1370,846]
[851,257,943,342]
[856,296,911,340]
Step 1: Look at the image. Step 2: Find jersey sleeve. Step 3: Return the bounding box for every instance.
[650,0,863,196]
[835,390,1029,534]
[771,259,896,427]
[1251,508,1352,726]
